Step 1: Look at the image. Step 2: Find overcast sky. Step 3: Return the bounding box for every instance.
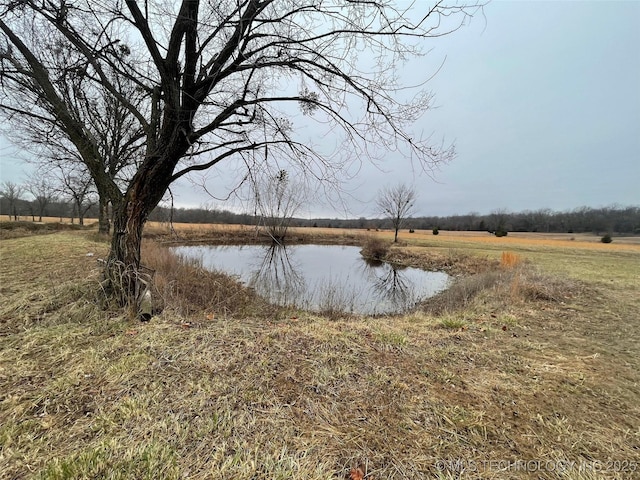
[1,0,638,218]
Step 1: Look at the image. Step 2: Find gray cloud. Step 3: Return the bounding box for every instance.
[1,1,638,217]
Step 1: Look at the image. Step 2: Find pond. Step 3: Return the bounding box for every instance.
[172,244,450,315]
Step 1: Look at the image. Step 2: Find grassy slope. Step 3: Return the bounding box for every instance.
[0,230,638,479]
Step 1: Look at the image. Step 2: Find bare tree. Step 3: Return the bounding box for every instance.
[25,176,57,222]
[0,1,481,313]
[253,170,304,243]
[56,165,97,226]
[0,180,23,220]
[377,183,417,243]
[0,33,145,234]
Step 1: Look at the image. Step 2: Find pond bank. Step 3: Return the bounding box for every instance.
[172,244,451,315]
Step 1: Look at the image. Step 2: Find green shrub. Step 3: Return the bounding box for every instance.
[601,234,613,243]
[432,227,439,235]
[495,230,508,237]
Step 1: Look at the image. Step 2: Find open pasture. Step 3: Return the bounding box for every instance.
[0,227,638,479]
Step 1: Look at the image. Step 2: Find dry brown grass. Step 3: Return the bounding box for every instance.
[144,222,368,247]
[359,236,391,261]
[140,240,274,319]
[0,220,91,240]
[500,251,523,268]
[405,229,640,248]
[385,246,499,276]
[1,230,639,479]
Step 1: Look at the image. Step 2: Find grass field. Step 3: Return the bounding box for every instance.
[1,224,638,479]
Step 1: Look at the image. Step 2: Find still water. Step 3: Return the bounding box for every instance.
[172,244,449,315]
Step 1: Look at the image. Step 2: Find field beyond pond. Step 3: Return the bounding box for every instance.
[1,224,638,479]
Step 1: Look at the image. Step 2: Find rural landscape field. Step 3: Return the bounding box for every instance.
[1,222,638,479]
[1,1,639,479]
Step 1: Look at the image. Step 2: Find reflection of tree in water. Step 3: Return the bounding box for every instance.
[248,245,305,306]
[360,261,418,313]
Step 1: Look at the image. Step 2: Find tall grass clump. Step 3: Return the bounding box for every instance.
[141,240,267,318]
[422,270,504,314]
[509,270,578,302]
[313,279,360,319]
[500,251,522,268]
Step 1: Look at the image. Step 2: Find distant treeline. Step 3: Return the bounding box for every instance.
[148,205,640,235]
[0,197,100,223]
[1,197,639,234]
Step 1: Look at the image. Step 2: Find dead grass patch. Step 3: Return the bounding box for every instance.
[385,246,499,276]
[423,270,505,315]
[145,222,368,247]
[141,240,274,319]
[0,220,90,240]
[423,264,580,316]
[500,250,522,268]
[509,269,580,303]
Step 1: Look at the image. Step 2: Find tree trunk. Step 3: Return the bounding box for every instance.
[104,198,148,318]
[98,195,111,235]
[100,128,189,317]
[102,156,176,318]
[394,227,399,243]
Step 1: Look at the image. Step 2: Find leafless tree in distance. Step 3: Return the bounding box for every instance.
[0,33,146,234]
[0,180,24,220]
[253,170,305,243]
[56,165,97,226]
[0,1,482,313]
[25,176,57,222]
[377,183,417,243]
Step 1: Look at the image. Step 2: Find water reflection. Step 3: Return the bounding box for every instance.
[172,244,449,315]
[360,261,418,313]
[248,244,306,306]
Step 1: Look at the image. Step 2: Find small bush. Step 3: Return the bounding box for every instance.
[360,236,391,260]
[495,230,508,237]
[409,229,415,233]
[601,234,613,243]
[432,227,439,235]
